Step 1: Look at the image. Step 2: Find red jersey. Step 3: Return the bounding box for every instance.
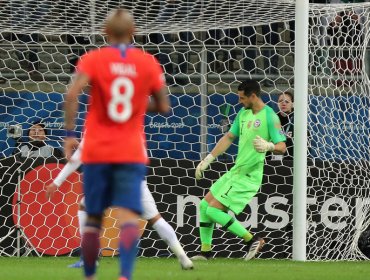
[76,45,165,163]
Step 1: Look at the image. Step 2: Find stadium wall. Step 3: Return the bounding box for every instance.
[0,91,369,161]
[1,157,368,259]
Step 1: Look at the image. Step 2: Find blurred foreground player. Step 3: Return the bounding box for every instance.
[63,9,170,280]
[45,143,193,270]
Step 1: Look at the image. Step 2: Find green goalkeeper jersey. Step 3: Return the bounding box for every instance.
[229,105,286,184]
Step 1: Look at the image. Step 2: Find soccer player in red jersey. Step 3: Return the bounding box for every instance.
[63,9,170,280]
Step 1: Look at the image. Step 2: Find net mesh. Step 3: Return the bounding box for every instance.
[0,1,296,34]
[0,0,369,260]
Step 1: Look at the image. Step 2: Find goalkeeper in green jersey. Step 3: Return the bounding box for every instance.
[192,79,286,261]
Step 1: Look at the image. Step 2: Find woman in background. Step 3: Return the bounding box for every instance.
[275,91,294,160]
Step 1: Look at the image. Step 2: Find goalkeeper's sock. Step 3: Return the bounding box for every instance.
[206,206,249,238]
[201,244,212,252]
[152,217,187,259]
[199,199,214,251]
[81,224,100,278]
[243,231,253,242]
[119,223,139,280]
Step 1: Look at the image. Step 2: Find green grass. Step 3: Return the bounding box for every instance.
[0,257,369,280]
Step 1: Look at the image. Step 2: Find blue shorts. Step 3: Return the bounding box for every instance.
[83,163,146,216]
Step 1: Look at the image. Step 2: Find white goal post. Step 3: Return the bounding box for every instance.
[0,0,369,261]
[294,0,309,262]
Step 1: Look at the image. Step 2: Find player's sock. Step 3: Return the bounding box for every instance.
[201,244,212,252]
[152,218,193,269]
[199,199,214,252]
[243,231,253,242]
[152,218,185,257]
[78,210,87,236]
[81,223,100,278]
[206,206,250,238]
[77,210,87,264]
[119,223,139,280]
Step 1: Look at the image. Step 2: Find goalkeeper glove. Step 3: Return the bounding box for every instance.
[195,154,215,180]
[253,135,275,153]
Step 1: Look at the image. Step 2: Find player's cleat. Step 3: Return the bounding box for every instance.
[190,251,212,261]
[67,259,84,268]
[244,236,265,261]
[179,255,194,270]
[67,259,99,268]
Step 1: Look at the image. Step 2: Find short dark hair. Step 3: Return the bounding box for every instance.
[279,91,294,102]
[237,80,261,97]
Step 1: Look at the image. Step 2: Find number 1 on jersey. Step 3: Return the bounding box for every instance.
[108,77,134,123]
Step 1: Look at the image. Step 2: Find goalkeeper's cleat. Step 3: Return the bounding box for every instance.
[190,251,212,261]
[179,255,194,270]
[244,236,265,261]
[67,259,84,268]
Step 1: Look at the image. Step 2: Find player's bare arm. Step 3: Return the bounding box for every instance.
[195,131,236,180]
[64,73,90,160]
[210,131,236,157]
[147,87,170,114]
[272,141,286,154]
[45,182,58,200]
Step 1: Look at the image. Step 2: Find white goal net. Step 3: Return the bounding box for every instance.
[0,0,369,260]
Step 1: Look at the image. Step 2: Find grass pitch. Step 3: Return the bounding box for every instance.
[0,257,369,280]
